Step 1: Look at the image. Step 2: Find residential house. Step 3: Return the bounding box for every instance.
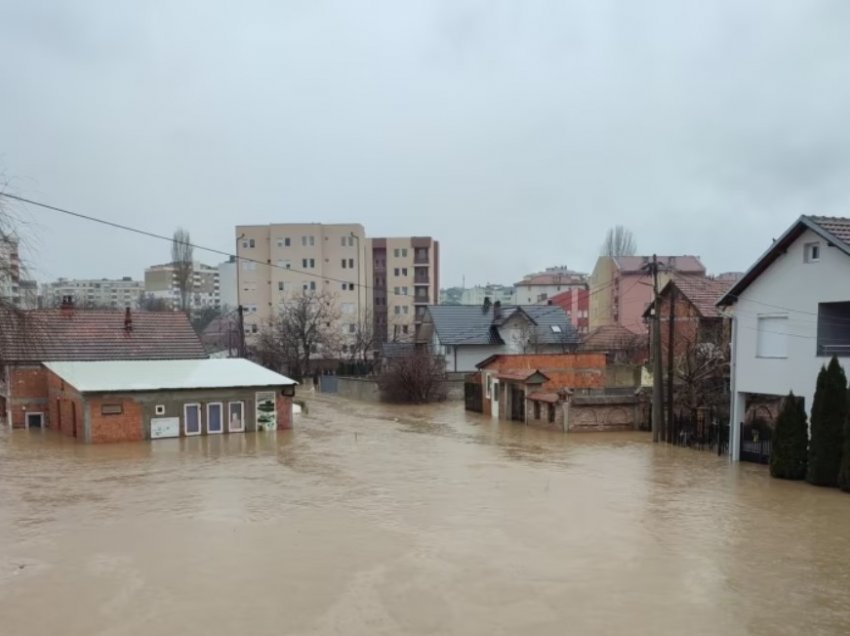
[580,323,648,364]
[44,359,296,443]
[0,302,207,430]
[547,288,590,334]
[717,215,850,461]
[473,352,646,431]
[418,301,580,373]
[589,255,706,334]
[643,275,736,419]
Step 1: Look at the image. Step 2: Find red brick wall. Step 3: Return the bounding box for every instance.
[88,396,144,443]
[276,394,293,430]
[46,369,85,438]
[8,366,49,428]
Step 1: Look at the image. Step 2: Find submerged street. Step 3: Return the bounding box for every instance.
[1,394,849,636]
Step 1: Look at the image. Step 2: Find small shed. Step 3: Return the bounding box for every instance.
[43,359,297,443]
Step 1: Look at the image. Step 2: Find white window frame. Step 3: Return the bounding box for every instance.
[184,403,202,436]
[155,404,166,416]
[206,402,224,435]
[804,242,821,263]
[26,412,45,428]
[756,314,789,359]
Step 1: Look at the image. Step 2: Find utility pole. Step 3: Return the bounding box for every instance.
[667,286,676,443]
[649,254,664,443]
[237,304,246,358]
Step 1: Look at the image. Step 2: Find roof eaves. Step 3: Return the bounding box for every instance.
[717,216,807,307]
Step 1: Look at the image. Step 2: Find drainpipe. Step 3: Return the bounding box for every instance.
[727,312,740,461]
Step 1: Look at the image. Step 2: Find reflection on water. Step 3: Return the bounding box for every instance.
[1,394,850,635]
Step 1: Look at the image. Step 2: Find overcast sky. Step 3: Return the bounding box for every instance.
[2,0,850,287]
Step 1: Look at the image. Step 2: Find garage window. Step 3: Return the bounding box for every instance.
[184,403,201,436]
[101,404,123,415]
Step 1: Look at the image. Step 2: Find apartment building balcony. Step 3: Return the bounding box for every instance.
[413,290,430,304]
[413,276,430,285]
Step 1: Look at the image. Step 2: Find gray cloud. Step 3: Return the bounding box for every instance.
[2,0,850,285]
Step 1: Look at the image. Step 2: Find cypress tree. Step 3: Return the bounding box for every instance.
[838,388,850,492]
[770,392,808,480]
[807,357,847,487]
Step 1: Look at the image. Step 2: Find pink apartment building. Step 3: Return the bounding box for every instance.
[588,255,706,334]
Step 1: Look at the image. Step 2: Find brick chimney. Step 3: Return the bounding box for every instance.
[60,295,74,318]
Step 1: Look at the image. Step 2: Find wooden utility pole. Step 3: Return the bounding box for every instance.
[667,286,676,442]
[650,254,664,443]
[237,304,246,358]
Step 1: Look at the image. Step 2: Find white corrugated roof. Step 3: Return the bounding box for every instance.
[43,359,297,393]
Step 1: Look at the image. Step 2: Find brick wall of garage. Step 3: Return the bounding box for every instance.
[8,365,49,428]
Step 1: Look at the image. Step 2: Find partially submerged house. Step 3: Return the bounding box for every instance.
[44,358,296,443]
[471,352,647,432]
[0,304,207,429]
[417,301,580,373]
[717,215,850,461]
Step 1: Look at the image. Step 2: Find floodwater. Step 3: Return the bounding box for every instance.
[2,396,850,636]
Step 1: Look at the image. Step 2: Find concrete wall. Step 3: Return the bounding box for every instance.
[336,376,465,402]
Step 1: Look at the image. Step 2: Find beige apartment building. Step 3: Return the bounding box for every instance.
[235,224,439,355]
[144,261,221,311]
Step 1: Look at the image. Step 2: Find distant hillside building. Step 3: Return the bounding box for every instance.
[144,261,221,311]
[43,276,143,309]
[514,267,587,305]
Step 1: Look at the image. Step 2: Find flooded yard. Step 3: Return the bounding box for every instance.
[1,394,849,635]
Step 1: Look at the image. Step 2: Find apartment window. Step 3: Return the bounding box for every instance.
[394,306,401,315]
[277,260,291,269]
[341,236,355,247]
[394,268,400,276]
[302,236,315,247]
[250,324,258,334]
[817,302,850,356]
[394,249,400,258]
[310,281,316,290]
[341,344,349,354]
[249,304,257,313]
[276,237,291,247]
[402,325,409,335]
[756,315,788,358]
[401,287,408,296]
[241,262,256,271]
[394,286,400,295]
[341,259,347,269]
[341,302,354,314]
[348,324,356,334]
[402,305,409,315]
[278,281,291,292]
[805,242,821,263]
[348,258,354,268]
[302,258,315,268]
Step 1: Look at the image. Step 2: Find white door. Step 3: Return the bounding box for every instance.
[151,417,179,439]
[491,381,499,419]
[207,403,223,434]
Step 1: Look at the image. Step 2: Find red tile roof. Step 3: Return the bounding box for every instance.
[669,275,737,318]
[580,324,647,351]
[497,369,549,382]
[0,309,207,362]
[810,216,850,245]
[613,255,705,274]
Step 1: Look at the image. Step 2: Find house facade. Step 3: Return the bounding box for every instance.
[514,268,587,305]
[418,302,580,373]
[44,359,296,443]
[473,352,646,432]
[547,288,590,334]
[717,216,850,461]
[589,255,705,334]
[0,305,207,429]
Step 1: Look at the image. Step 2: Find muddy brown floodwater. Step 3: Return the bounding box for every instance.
[2,395,850,635]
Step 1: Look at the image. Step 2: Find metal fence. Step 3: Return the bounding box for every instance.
[666,409,729,456]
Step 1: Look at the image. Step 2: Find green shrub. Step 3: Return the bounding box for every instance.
[807,357,847,487]
[770,392,808,480]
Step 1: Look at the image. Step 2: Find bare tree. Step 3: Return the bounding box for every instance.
[171,228,193,313]
[601,225,637,257]
[252,289,341,381]
[348,308,377,364]
[138,292,171,312]
[673,320,729,415]
[377,348,447,403]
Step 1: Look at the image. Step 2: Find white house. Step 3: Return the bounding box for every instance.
[418,302,580,373]
[717,215,850,461]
